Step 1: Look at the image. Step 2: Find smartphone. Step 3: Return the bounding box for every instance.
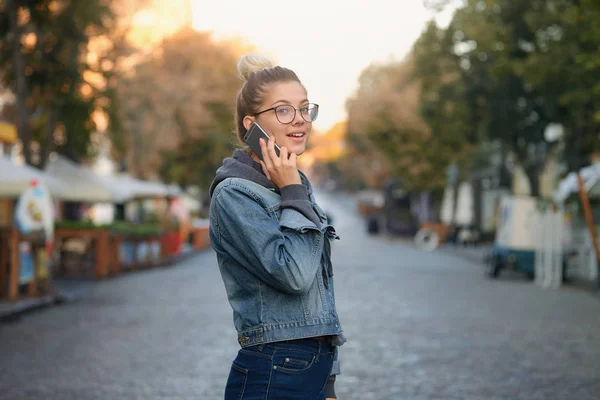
[244,122,281,161]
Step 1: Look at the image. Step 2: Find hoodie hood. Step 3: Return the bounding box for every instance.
[209,149,313,197]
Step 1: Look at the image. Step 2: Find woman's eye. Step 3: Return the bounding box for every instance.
[277,107,291,114]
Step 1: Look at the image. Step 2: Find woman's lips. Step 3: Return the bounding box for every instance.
[286,132,306,143]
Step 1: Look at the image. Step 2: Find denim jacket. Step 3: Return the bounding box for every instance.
[209,152,345,375]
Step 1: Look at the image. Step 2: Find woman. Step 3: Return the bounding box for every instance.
[209,53,345,399]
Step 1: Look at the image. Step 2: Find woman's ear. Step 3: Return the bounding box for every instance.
[243,116,255,131]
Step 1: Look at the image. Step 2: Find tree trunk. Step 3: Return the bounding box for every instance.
[39,102,58,168]
[7,0,31,164]
[524,165,541,198]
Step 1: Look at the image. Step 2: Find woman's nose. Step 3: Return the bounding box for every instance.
[292,109,305,125]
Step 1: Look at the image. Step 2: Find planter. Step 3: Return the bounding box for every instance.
[191,226,210,250]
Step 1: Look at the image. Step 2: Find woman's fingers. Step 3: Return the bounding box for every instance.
[259,138,273,169]
[259,160,271,180]
[287,151,297,167]
[267,136,280,164]
[258,137,300,187]
[279,146,289,164]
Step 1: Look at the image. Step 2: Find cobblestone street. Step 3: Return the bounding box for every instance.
[1,192,599,399]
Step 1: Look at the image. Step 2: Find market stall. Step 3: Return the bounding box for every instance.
[95,173,188,272]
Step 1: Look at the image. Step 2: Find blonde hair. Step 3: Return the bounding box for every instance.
[235,53,305,145]
[237,53,276,80]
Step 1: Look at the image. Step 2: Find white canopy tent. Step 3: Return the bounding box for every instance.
[167,184,182,197]
[0,156,67,198]
[440,186,455,225]
[98,174,169,200]
[45,156,172,203]
[44,156,131,203]
[553,163,600,204]
[454,182,475,226]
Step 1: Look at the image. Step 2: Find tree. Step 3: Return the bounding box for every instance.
[0,0,117,166]
[111,28,251,187]
[346,51,476,192]
[421,0,600,195]
[516,0,600,171]
[412,21,480,179]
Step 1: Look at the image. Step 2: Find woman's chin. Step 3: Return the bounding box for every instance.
[288,144,306,156]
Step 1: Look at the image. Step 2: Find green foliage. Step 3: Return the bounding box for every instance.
[346,35,476,191]
[0,0,116,166]
[415,0,600,195]
[55,220,165,237]
[54,220,111,230]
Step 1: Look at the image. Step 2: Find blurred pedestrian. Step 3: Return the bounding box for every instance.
[209,53,345,400]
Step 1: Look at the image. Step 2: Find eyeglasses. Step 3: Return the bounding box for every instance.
[253,103,319,124]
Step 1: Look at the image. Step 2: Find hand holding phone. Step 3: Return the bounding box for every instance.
[244,122,300,188]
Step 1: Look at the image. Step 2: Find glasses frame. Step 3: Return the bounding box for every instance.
[253,103,319,124]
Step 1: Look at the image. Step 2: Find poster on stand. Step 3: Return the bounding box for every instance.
[14,180,54,240]
[14,180,56,272]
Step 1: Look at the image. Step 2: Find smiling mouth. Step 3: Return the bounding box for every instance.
[287,132,306,138]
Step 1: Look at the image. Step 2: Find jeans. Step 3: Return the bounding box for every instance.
[225,339,335,400]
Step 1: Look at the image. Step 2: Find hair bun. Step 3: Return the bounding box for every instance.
[237,53,276,81]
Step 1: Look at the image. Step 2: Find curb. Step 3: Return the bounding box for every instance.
[0,279,97,322]
[0,295,57,322]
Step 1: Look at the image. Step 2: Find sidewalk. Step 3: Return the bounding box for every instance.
[0,278,97,321]
[0,295,55,321]
[0,246,210,322]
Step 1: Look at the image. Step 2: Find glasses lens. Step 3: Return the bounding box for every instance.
[275,105,294,124]
[303,104,319,122]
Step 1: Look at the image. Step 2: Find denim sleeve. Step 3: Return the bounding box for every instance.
[212,183,324,295]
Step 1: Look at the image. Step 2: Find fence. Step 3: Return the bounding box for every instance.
[533,207,564,289]
[534,206,599,289]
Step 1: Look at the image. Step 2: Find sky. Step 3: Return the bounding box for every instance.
[189,0,454,132]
